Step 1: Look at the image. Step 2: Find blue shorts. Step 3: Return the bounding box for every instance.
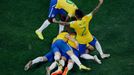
[79,37,97,55]
[52,39,72,54]
[89,37,97,46]
[48,0,66,18]
[62,47,79,60]
[79,44,87,55]
[44,51,54,62]
[73,48,79,57]
[51,42,61,53]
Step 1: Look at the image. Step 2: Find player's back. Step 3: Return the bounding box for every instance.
[55,0,78,17]
[53,32,69,43]
[70,14,93,44]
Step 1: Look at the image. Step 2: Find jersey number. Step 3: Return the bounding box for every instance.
[66,0,74,4]
[81,27,86,36]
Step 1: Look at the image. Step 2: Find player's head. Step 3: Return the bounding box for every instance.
[75,9,84,19]
[69,32,76,35]
[61,30,68,33]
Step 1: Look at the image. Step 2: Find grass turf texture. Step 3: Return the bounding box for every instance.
[0,0,134,75]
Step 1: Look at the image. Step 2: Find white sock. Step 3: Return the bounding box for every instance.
[95,41,104,55]
[59,24,64,34]
[67,62,74,70]
[80,54,94,60]
[38,19,50,32]
[59,59,65,66]
[49,61,57,71]
[70,55,81,66]
[32,57,44,65]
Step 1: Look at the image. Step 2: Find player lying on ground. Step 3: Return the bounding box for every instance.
[46,33,101,75]
[36,0,84,40]
[53,0,110,59]
[24,34,95,71]
[24,31,90,71]
[47,31,90,70]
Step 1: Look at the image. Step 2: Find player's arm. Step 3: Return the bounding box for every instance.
[65,16,70,22]
[65,16,71,32]
[65,34,79,50]
[88,0,104,16]
[53,18,70,25]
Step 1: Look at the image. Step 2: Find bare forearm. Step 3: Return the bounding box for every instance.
[65,16,70,22]
[53,19,70,25]
[92,0,103,15]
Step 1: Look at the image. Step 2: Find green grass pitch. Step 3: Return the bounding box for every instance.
[0,0,134,75]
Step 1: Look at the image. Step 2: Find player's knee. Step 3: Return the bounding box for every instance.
[66,50,74,56]
[37,56,44,62]
[61,56,67,61]
[54,52,61,61]
[54,55,60,61]
[68,60,74,63]
[43,56,48,61]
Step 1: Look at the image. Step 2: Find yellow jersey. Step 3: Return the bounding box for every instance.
[70,13,93,44]
[55,0,78,17]
[67,34,77,49]
[53,32,69,43]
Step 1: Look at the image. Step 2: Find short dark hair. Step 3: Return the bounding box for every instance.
[75,9,84,19]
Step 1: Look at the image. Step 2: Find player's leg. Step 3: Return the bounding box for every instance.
[78,44,101,64]
[95,41,110,59]
[51,56,67,75]
[24,51,54,71]
[80,54,101,64]
[62,49,77,75]
[58,9,67,33]
[90,37,110,59]
[46,61,57,75]
[66,50,90,70]
[46,54,65,75]
[35,19,51,40]
[24,56,47,71]
[62,60,74,75]
[63,43,90,70]
[57,40,90,70]
[50,52,62,75]
[51,41,62,61]
[35,0,57,40]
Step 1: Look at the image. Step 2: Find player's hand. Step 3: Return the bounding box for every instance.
[99,0,103,4]
[59,22,66,25]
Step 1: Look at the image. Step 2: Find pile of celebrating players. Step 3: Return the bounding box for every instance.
[24,0,110,75]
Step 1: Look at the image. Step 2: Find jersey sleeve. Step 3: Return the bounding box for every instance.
[86,13,93,21]
[68,10,75,17]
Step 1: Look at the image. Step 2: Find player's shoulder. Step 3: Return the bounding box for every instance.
[82,13,93,20]
[60,32,69,35]
[70,20,78,25]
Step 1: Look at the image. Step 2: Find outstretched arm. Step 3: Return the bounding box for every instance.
[91,0,104,15]
[53,18,70,25]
